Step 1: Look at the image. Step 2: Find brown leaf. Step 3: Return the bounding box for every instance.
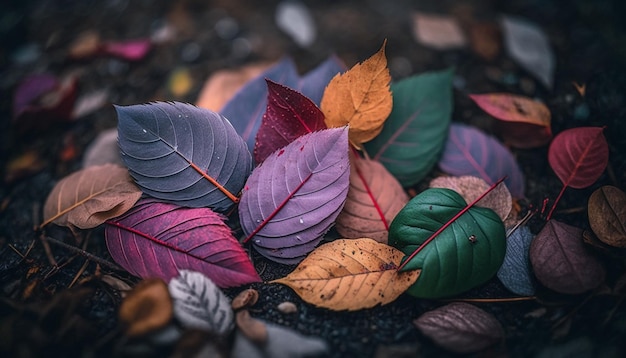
[5,150,45,183]
[467,21,501,61]
[414,302,504,354]
[195,62,274,111]
[530,220,606,294]
[42,164,142,229]
[412,12,467,50]
[119,278,173,337]
[235,310,268,345]
[272,238,420,311]
[588,185,626,248]
[232,288,259,311]
[321,41,392,148]
[429,175,512,221]
[335,155,409,243]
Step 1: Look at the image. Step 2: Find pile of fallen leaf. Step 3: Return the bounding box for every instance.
[3,1,626,357]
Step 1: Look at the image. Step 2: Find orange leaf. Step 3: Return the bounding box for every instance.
[321,41,392,148]
[336,155,409,243]
[272,238,420,311]
[470,93,552,148]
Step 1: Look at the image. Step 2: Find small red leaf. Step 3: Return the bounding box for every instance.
[105,199,260,288]
[547,127,608,218]
[102,38,152,61]
[254,80,326,163]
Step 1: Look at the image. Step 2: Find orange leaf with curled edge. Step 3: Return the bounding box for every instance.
[271,238,420,311]
[321,40,392,149]
[470,93,552,148]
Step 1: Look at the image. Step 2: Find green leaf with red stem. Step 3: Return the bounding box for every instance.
[389,178,507,298]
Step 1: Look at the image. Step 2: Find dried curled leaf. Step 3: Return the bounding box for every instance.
[42,164,142,229]
[588,186,626,248]
[168,270,234,335]
[335,155,409,243]
[530,220,606,294]
[272,238,420,311]
[119,278,173,337]
[429,175,511,221]
[414,302,504,354]
[321,41,392,148]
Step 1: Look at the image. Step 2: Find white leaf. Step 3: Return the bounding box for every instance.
[501,15,555,89]
[168,270,234,335]
[412,12,466,50]
[71,88,109,119]
[82,128,124,168]
[232,322,328,358]
[275,1,316,48]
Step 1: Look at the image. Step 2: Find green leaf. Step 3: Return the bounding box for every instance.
[389,188,506,298]
[364,68,453,186]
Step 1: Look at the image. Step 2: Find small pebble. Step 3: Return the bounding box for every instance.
[277,301,298,314]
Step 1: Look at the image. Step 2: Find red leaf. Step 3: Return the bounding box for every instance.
[105,199,260,288]
[254,80,326,163]
[546,127,608,218]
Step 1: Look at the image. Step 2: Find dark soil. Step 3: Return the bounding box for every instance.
[2,0,626,357]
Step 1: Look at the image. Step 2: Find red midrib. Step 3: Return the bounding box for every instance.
[353,155,389,230]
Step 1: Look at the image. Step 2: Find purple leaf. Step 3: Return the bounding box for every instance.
[438,123,525,197]
[220,56,344,152]
[254,80,326,163]
[116,102,252,211]
[105,199,260,288]
[239,128,350,264]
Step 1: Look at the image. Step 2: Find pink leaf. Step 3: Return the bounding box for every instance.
[239,128,350,264]
[254,80,326,163]
[102,39,152,61]
[546,126,608,218]
[105,199,260,288]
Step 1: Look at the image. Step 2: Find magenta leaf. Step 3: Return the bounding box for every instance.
[438,123,525,198]
[101,38,152,61]
[254,80,326,163]
[239,128,350,264]
[546,127,608,219]
[116,102,252,211]
[105,199,260,288]
[221,56,345,152]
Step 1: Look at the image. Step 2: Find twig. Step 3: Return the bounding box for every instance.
[443,296,537,303]
[44,236,124,271]
[39,235,59,267]
[506,210,536,238]
[8,244,25,258]
[69,259,90,288]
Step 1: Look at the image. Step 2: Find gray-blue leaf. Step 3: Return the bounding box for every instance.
[168,270,234,335]
[116,101,252,211]
[232,322,328,358]
[497,225,536,296]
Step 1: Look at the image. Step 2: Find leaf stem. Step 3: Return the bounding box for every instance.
[351,147,389,230]
[44,235,123,271]
[188,162,240,203]
[441,296,536,303]
[545,183,567,220]
[397,176,507,272]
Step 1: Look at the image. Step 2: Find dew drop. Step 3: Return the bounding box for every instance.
[296,235,302,241]
[142,129,147,133]
[255,240,260,244]
[299,217,304,224]
[173,145,178,151]
[256,219,261,223]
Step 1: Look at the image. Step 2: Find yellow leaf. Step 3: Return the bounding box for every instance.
[272,238,419,311]
[321,41,392,148]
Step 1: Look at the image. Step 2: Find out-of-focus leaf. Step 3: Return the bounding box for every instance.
[82,128,124,168]
[101,38,152,61]
[68,31,102,59]
[501,15,555,89]
[105,198,261,287]
[429,175,511,221]
[412,12,466,49]
[5,150,45,183]
[588,186,626,248]
[232,321,328,358]
[321,41,392,148]
[41,164,142,229]
[254,80,326,164]
[239,128,350,264]
[71,88,109,119]
[497,225,536,296]
[275,1,316,48]
[119,278,173,337]
[468,21,501,61]
[364,68,453,186]
[12,74,77,131]
[236,310,268,345]
[389,188,506,298]
[529,220,605,294]
[438,123,525,198]
[168,270,234,335]
[116,101,252,211]
[547,127,608,218]
[168,67,193,98]
[335,155,409,243]
[470,93,552,148]
[221,56,345,151]
[196,62,273,111]
[414,302,504,354]
[272,238,419,310]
